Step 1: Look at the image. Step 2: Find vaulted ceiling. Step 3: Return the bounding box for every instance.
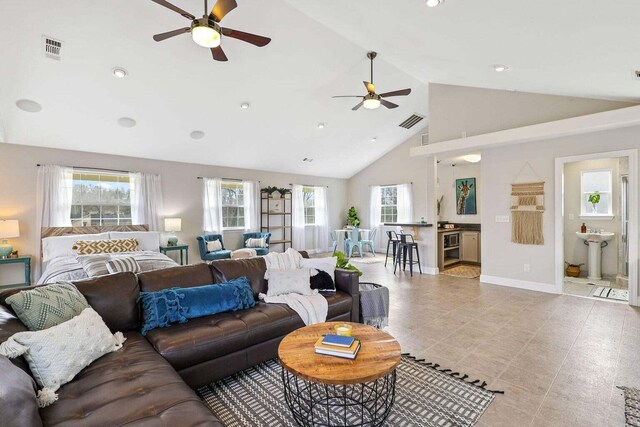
[1,0,638,178]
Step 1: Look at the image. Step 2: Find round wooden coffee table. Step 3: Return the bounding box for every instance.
[278,322,401,427]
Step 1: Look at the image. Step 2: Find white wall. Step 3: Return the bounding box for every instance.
[0,143,348,284]
[437,162,481,224]
[563,158,623,278]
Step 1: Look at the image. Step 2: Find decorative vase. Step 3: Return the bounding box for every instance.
[591,203,598,214]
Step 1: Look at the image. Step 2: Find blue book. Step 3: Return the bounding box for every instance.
[322,334,355,348]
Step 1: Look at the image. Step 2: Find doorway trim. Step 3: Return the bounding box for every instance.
[554,149,638,305]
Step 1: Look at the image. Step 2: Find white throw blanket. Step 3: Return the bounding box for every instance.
[259,292,328,326]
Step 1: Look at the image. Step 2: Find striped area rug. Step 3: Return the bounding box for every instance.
[593,286,629,301]
[197,355,499,427]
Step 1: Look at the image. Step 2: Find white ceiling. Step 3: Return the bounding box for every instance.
[1,0,638,179]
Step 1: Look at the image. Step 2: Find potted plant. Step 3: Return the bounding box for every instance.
[346,206,360,228]
[261,186,279,198]
[277,188,291,198]
[588,192,601,214]
[437,195,444,216]
[335,251,363,276]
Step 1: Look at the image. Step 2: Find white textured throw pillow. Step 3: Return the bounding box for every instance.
[266,268,314,297]
[245,237,267,248]
[300,257,337,283]
[206,240,223,252]
[0,307,126,408]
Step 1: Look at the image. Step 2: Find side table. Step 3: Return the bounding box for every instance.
[159,244,189,265]
[0,256,31,288]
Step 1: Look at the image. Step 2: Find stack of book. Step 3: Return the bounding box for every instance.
[314,334,361,359]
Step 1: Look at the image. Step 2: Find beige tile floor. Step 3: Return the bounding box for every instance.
[354,258,639,426]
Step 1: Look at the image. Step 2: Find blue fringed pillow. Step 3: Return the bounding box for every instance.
[137,276,255,336]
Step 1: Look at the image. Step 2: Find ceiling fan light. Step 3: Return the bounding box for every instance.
[192,25,221,48]
[363,98,381,110]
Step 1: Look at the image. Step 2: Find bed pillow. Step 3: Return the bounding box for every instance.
[206,240,223,252]
[76,254,111,278]
[265,268,314,297]
[106,256,141,274]
[300,256,337,282]
[109,231,160,252]
[137,277,255,335]
[6,282,90,331]
[0,307,125,408]
[42,233,110,263]
[73,238,138,255]
[245,237,267,248]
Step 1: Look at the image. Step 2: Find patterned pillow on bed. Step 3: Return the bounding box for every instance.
[73,238,138,255]
[76,254,111,278]
[106,257,141,274]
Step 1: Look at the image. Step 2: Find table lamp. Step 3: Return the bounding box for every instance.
[0,220,19,259]
[164,218,181,246]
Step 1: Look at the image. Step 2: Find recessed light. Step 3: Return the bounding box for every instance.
[426,0,443,7]
[117,117,136,128]
[493,64,509,72]
[112,67,128,78]
[190,130,205,140]
[15,99,42,113]
[240,102,250,109]
[317,123,325,129]
[463,154,481,163]
[370,137,377,143]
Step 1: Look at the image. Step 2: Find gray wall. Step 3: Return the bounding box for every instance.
[437,162,481,224]
[0,143,348,284]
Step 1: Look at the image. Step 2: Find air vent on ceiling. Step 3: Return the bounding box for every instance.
[399,114,425,129]
[43,36,63,60]
[421,132,429,145]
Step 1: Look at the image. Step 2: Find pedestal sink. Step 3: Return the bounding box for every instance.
[576,232,615,280]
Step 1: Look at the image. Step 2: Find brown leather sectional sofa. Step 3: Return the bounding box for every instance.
[0,256,360,427]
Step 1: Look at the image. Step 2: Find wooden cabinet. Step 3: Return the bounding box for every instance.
[461,231,480,263]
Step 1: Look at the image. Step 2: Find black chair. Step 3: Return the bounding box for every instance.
[384,230,401,267]
[394,233,422,277]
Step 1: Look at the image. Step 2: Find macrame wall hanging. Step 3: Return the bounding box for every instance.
[511,162,545,245]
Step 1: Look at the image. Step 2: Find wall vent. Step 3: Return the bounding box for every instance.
[421,132,429,145]
[43,36,63,60]
[399,114,424,129]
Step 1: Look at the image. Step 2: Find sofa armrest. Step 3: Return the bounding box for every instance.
[334,268,360,323]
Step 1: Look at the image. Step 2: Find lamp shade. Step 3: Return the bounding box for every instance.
[164,218,182,232]
[0,220,19,238]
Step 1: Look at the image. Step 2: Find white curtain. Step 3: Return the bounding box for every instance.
[292,184,306,250]
[397,183,413,223]
[243,180,260,232]
[203,178,223,233]
[130,172,163,231]
[312,186,330,253]
[369,185,382,250]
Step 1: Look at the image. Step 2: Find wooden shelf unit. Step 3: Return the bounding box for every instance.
[261,193,292,251]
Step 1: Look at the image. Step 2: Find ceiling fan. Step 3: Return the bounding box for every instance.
[333,52,411,110]
[151,0,271,62]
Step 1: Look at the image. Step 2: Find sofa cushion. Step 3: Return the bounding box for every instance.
[210,257,268,297]
[325,291,353,319]
[39,332,223,427]
[137,264,215,292]
[0,355,42,427]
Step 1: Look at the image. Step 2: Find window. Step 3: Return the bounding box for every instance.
[221,182,245,229]
[303,187,316,225]
[71,171,131,226]
[581,169,612,217]
[380,185,398,223]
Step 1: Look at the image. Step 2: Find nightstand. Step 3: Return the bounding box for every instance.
[159,244,189,265]
[0,255,31,288]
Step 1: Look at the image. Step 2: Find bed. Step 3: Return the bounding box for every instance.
[38,225,179,284]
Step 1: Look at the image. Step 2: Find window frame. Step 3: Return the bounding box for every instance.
[380,185,398,223]
[71,170,132,226]
[221,181,245,230]
[303,186,316,226]
[580,168,613,219]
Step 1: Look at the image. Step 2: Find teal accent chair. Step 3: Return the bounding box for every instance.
[360,228,377,256]
[330,231,338,255]
[242,232,271,256]
[345,227,363,258]
[197,234,232,261]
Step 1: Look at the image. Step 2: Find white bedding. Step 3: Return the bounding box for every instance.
[38,251,178,284]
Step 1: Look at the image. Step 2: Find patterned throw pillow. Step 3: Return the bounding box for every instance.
[245,237,267,248]
[106,256,141,274]
[0,307,125,408]
[72,238,138,255]
[76,254,111,278]
[206,240,223,252]
[265,268,314,297]
[6,282,90,331]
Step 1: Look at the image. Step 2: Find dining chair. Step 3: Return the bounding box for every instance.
[360,228,377,256]
[346,227,363,258]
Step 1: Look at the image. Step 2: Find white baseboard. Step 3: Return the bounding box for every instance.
[422,266,439,275]
[479,274,559,294]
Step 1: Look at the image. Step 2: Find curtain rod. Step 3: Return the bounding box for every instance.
[197,177,260,183]
[289,183,329,188]
[36,164,132,174]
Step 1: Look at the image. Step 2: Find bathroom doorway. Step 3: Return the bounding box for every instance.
[554,150,638,305]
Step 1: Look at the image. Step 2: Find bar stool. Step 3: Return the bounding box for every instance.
[384,230,401,267]
[394,233,422,276]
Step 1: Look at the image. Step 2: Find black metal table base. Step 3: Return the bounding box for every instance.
[281,367,396,427]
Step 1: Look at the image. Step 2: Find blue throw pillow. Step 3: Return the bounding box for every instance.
[137,276,256,336]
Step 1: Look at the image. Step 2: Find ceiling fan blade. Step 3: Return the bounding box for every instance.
[379,88,412,98]
[151,0,195,20]
[210,0,238,22]
[332,95,362,98]
[352,101,364,111]
[211,46,228,62]
[153,27,190,42]
[380,99,399,109]
[221,28,271,47]
[363,81,376,93]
